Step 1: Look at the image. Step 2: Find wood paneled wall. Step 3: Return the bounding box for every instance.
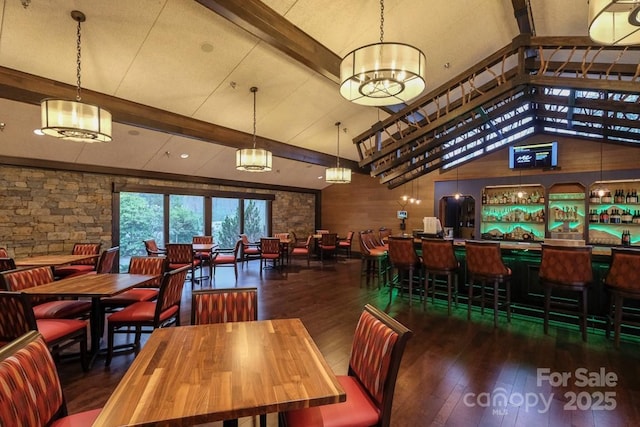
[321,135,639,239]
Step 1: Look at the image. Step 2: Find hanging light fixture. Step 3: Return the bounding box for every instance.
[589,0,640,45]
[236,86,272,172]
[517,170,527,199]
[39,10,112,143]
[594,142,610,197]
[325,122,352,183]
[453,168,462,200]
[339,0,427,106]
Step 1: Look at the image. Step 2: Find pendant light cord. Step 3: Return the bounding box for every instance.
[75,14,83,101]
[379,0,385,43]
[251,87,258,149]
[335,121,341,168]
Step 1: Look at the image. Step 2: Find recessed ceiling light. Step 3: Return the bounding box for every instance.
[201,42,214,53]
[180,153,189,159]
[128,129,140,136]
[33,129,44,136]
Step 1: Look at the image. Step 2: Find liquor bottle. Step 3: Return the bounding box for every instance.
[622,229,631,247]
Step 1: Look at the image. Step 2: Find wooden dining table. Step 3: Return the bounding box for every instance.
[14,253,99,267]
[92,318,346,426]
[21,273,157,358]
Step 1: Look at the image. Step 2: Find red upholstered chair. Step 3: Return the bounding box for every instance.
[465,240,512,327]
[100,256,167,313]
[191,287,258,325]
[387,236,422,306]
[318,233,338,262]
[211,239,242,280]
[378,227,392,245]
[604,248,640,348]
[0,292,88,371]
[421,238,459,315]
[0,258,16,272]
[165,243,199,287]
[539,244,593,342]
[0,248,8,258]
[54,243,101,278]
[68,246,119,278]
[240,234,261,266]
[291,235,313,267]
[283,304,412,427]
[260,237,282,273]
[0,266,91,320]
[0,331,101,426]
[192,235,216,282]
[143,238,166,256]
[338,231,354,259]
[190,287,262,426]
[105,265,189,366]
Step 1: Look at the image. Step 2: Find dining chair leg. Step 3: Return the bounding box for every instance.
[614,294,623,348]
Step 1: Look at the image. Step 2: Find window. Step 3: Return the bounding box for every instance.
[169,195,204,243]
[119,192,164,270]
[244,199,267,242]
[213,197,240,248]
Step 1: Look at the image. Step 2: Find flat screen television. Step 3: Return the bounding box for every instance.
[397,210,408,220]
[509,141,558,169]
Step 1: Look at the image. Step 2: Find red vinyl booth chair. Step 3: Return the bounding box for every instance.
[605,248,640,348]
[0,292,88,371]
[54,243,101,278]
[0,266,91,320]
[105,266,189,366]
[283,304,412,427]
[0,331,101,426]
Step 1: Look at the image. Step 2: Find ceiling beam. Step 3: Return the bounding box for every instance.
[511,0,535,35]
[0,66,361,171]
[194,0,341,84]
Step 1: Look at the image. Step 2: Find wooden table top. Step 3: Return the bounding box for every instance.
[93,318,346,426]
[192,243,218,252]
[14,253,99,267]
[21,273,157,298]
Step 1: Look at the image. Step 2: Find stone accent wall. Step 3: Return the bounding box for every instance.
[0,165,316,258]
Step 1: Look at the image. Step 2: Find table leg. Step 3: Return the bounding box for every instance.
[89,297,103,355]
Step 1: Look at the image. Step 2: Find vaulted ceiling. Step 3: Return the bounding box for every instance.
[0,0,616,191]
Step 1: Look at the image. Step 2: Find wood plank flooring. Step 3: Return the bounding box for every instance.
[57,257,640,426]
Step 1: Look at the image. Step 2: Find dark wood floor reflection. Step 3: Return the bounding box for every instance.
[58,257,640,426]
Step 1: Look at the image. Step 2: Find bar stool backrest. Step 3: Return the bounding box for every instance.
[465,240,509,277]
[604,248,640,291]
[421,238,458,270]
[539,244,593,286]
[388,237,419,268]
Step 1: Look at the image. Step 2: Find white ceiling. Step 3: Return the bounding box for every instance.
[0,0,589,190]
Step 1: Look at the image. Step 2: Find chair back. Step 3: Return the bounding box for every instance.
[539,244,593,286]
[0,292,37,342]
[605,248,640,291]
[379,227,391,242]
[165,243,194,265]
[128,256,167,288]
[348,304,412,427]
[192,235,213,244]
[0,258,16,272]
[465,240,509,277]
[316,229,329,234]
[260,238,281,256]
[0,331,67,426]
[421,238,458,271]
[143,239,166,256]
[0,248,8,258]
[320,233,338,247]
[70,243,101,266]
[343,231,354,243]
[274,233,290,240]
[96,246,119,274]
[191,288,258,325]
[154,266,189,324]
[388,236,419,268]
[0,266,55,305]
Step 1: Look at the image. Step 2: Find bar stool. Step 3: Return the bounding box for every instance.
[421,238,459,315]
[604,248,640,348]
[358,230,389,289]
[465,240,511,327]
[388,236,422,306]
[539,244,593,342]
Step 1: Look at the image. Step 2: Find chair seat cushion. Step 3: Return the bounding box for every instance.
[54,265,95,278]
[285,375,379,427]
[33,300,91,319]
[108,301,178,323]
[214,254,235,264]
[169,261,198,271]
[261,254,280,260]
[319,245,336,250]
[36,319,87,343]
[338,242,351,247]
[50,408,102,427]
[101,288,159,306]
[291,248,309,255]
[244,248,260,255]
